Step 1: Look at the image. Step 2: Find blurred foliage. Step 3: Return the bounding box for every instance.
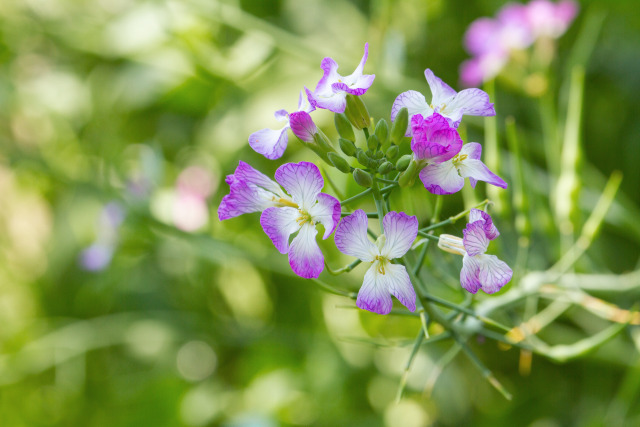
[1,0,640,426]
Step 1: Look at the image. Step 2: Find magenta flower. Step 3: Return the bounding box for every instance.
[219,161,341,279]
[392,69,495,132]
[249,91,315,160]
[410,113,463,164]
[418,142,506,195]
[335,210,418,315]
[439,209,511,294]
[306,43,375,113]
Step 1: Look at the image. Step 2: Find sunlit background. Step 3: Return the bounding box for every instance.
[1,0,640,425]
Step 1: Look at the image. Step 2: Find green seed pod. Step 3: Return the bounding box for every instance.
[378,161,394,175]
[327,152,352,173]
[375,119,389,147]
[386,145,399,161]
[356,149,369,167]
[353,168,373,187]
[398,159,418,187]
[367,134,379,152]
[391,107,409,144]
[395,154,412,171]
[339,138,357,157]
[334,113,355,142]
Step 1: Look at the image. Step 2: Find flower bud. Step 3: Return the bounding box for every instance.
[367,134,379,152]
[334,113,355,142]
[328,152,352,173]
[345,94,371,130]
[438,234,466,256]
[386,145,399,161]
[374,151,384,159]
[339,138,357,157]
[290,111,317,143]
[378,161,394,175]
[353,168,373,187]
[397,158,418,187]
[356,149,370,168]
[395,154,412,171]
[375,119,389,148]
[391,107,409,144]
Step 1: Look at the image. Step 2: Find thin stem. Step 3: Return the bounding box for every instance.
[341,212,378,218]
[423,294,511,333]
[324,259,362,275]
[419,199,490,233]
[417,231,440,241]
[311,279,357,298]
[340,183,398,206]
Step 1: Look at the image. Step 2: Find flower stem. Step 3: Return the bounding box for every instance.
[418,199,490,233]
[324,259,362,275]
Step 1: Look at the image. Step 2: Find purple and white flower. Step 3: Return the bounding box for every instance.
[219,161,341,279]
[410,113,464,165]
[527,0,578,39]
[335,210,418,315]
[391,68,495,133]
[418,142,507,195]
[438,209,512,294]
[306,43,375,113]
[249,91,315,160]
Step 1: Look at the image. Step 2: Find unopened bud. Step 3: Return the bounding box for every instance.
[367,134,379,151]
[334,113,355,142]
[398,158,418,187]
[374,151,384,159]
[356,149,370,168]
[378,161,394,175]
[391,107,409,144]
[386,145,399,161]
[375,119,390,148]
[395,154,412,171]
[327,152,352,173]
[438,234,466,256]
[345,94,371,130]
[339,138,357,157]
[290,111,317,143]
[353,168,373,187]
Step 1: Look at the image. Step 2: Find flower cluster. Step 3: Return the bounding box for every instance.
[218,43,512,315]
[460,0,578,86]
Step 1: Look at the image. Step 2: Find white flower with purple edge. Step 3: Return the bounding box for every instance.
[335,210,418,315]
[438,209,512,294]
[391,69,495,133]
[249,90,315,160]
[218,161,341,279]
[305,43,375,114]
[418,142,507,195]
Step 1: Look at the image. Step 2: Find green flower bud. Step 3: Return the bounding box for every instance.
[395,154,412,171]
[386,145,399,161]
[367,134,379,151]
[334,113,355,142]
[356,149,369,168]
[353,168,373,187]
[345,95,371,130]
[374,151,384,159]
[398,159,418,188]
[378,161,394,175]
[391,107,409,144]
[327,152,352,173]
[375,119,389,147]
[339,138,357,157]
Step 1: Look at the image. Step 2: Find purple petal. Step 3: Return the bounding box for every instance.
[391,91,432,137]
[289,111,317,143]
[274,109,289,121]
[457,144,507,190]
[497,3,535,49]
[424,69,457,106]
[527,0,578,38]
[352,42,369,78]
[334,210,377,262]
[309,193,341,239]
[296,90,315,113]
[79,243,114,271]
[218,180,277,220]
[332,79,374,96]
[469,209,500,240]
[289,223,324,279]
[316,57,341,93]
[460,255,482,294]
[462,220,490,257]
[410,113,463,163]
[248,126,289,160]
[232,161,283,196]
[464,17,502,56]
[357,265,393,315]
[380,211,418,259]
[275,162,324,210]
[383,264,416,312]
[260,207,301,254]
[475,254,513,294]
[418,161,465,195]
[459,52,508,88]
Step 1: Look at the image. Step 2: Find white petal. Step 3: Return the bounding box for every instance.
[248,126,289,160]
[462,220,489,257]
[334,210,377,262]
[424,69,457,105]
[275,162,324,210]
[475,254,513,294]
[391,90,432,136]
[260,207,301,254]
[379,263,416,312]
[457,158,507,189]
[308,193,341,239]
[357,264,393,315]
[380,211,418,259]
[289,223,324,279]
[418,161,465,195]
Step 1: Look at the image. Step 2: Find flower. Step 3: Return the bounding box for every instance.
[79,202,125,271]
[305,43,375,113]
[527,0,578,39]
[438,209,512,294]
[249,90,315,160]
[334,210,418,314]
[418,142,506,195]
[391,68,495,133]
[218,161,341,279]
[410,113,463,164]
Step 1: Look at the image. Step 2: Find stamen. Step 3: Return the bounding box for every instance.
[374,256,387,275]
[275,197,298,208]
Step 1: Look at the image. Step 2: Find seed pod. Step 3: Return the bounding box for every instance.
[328,152,352,173]
[375,119,389,147]
[391,107,409,144]
[367,134,379,151]
[386,145,399,161]
[353,168,373,187]
[334,113,355,142]
[339,138,357,157]
[378,161,394,175]
[395,154,412,171]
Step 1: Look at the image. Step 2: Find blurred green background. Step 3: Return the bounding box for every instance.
[1,0,640,425]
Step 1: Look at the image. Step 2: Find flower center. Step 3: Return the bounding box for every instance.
[296,210,314,226]
[373,256,387,275]
[452,153,468,166]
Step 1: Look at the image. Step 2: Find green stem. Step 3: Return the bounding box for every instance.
[341,212,378,218]
[324,259,362,275]
[418,199,490,233]
[340,183,397,206]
